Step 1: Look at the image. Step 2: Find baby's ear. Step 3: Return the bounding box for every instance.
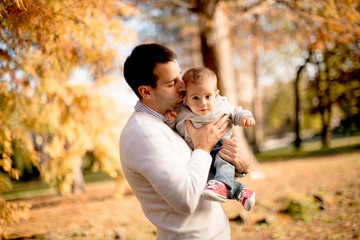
[215,89,219,97]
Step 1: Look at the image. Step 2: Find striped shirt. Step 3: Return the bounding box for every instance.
[134,101,167,122]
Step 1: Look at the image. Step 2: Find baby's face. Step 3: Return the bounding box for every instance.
[185,80,218,116]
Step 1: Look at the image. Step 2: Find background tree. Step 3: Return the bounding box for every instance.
[280,0,360,148]
[0,0,137,230]
[136,0,284,161]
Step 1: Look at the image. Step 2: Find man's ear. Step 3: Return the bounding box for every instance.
[138,86,152,100]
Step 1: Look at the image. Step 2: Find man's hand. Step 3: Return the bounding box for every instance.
[165,109,178,121]
[241,116,256,127]
[186,115,230,153]
[219,137,251,173]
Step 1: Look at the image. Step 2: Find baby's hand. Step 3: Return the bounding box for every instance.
[165,109,178,121]
[241,116,256,127]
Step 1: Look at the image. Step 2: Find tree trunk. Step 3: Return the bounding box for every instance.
[196,0,257,163]
[320,88,332,148]
[294,66,303,149]
[294,49,312,149]
[321,50,332,148]
[321,108,331,148]
[72,156,85,194]
[251,14,262,153]
[316,82,332,149]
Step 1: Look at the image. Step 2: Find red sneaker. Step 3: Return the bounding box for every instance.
[238,188,255,211]
[201,180,227,203]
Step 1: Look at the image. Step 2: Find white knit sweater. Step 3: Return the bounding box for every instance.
[120,110,231,240]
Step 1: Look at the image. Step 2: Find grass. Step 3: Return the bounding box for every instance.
[3,135,360,201]
[255,135,360,162]
[2,171,111,201]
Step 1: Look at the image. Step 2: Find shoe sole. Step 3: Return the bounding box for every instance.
[243,192,255,211]
[202,190,227,203]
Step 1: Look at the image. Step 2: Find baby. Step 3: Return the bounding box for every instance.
[165,67,256,211]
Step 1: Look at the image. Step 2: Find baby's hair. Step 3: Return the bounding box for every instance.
[182,67,217,90]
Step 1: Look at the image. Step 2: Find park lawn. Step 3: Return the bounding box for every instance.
[255,134,360,161]
[2,135,360,240]
[4,135,360,201]
[3,152,360,240]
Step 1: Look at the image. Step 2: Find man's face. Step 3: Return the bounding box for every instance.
[151,60,185,114]
[185,79,218,116]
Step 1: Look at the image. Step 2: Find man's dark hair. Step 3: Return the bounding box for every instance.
[123,43,177,99]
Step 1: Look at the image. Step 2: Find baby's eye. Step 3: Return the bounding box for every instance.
[192,97,199,100]
[206,95,212,99]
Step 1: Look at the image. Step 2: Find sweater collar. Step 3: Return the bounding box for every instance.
[134,101,167,122]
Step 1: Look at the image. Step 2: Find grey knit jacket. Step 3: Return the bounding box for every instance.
[166,95,253,149]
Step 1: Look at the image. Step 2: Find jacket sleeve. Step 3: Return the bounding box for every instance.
[164,106,186,131]
[165,119,176,129]
[231,105,254,126]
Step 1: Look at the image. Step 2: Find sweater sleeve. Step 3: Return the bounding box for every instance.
[120,115,212,214]
[165,119,176,129]
[164,106,187,132]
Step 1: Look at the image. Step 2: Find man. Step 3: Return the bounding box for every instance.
[120,43,251,240]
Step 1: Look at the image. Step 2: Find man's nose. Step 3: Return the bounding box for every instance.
[178,79,186,92]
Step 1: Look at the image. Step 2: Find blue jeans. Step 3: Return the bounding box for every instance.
[209,139,246,200]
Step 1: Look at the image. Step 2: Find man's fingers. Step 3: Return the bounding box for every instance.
[212,114,228,127]
[222,137,240,146]
[218,147,233,159]
[212,114,230,133]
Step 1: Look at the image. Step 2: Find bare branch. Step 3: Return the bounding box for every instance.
[230,0,276,26]
[275,0,326,25]
[14,0,26,10]
[169,0,197,11]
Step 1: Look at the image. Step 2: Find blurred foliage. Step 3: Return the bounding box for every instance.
[293,0,360,146]
[131,0,360,143]
[234,0,360,143]
[0,199,30,236]
[305,42,360,132]
[263,82,294,137]
[0,0,137,231]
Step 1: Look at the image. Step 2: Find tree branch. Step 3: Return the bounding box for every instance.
[169,0,197,11]
[230,0,276,26]
[275,0,326,24]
